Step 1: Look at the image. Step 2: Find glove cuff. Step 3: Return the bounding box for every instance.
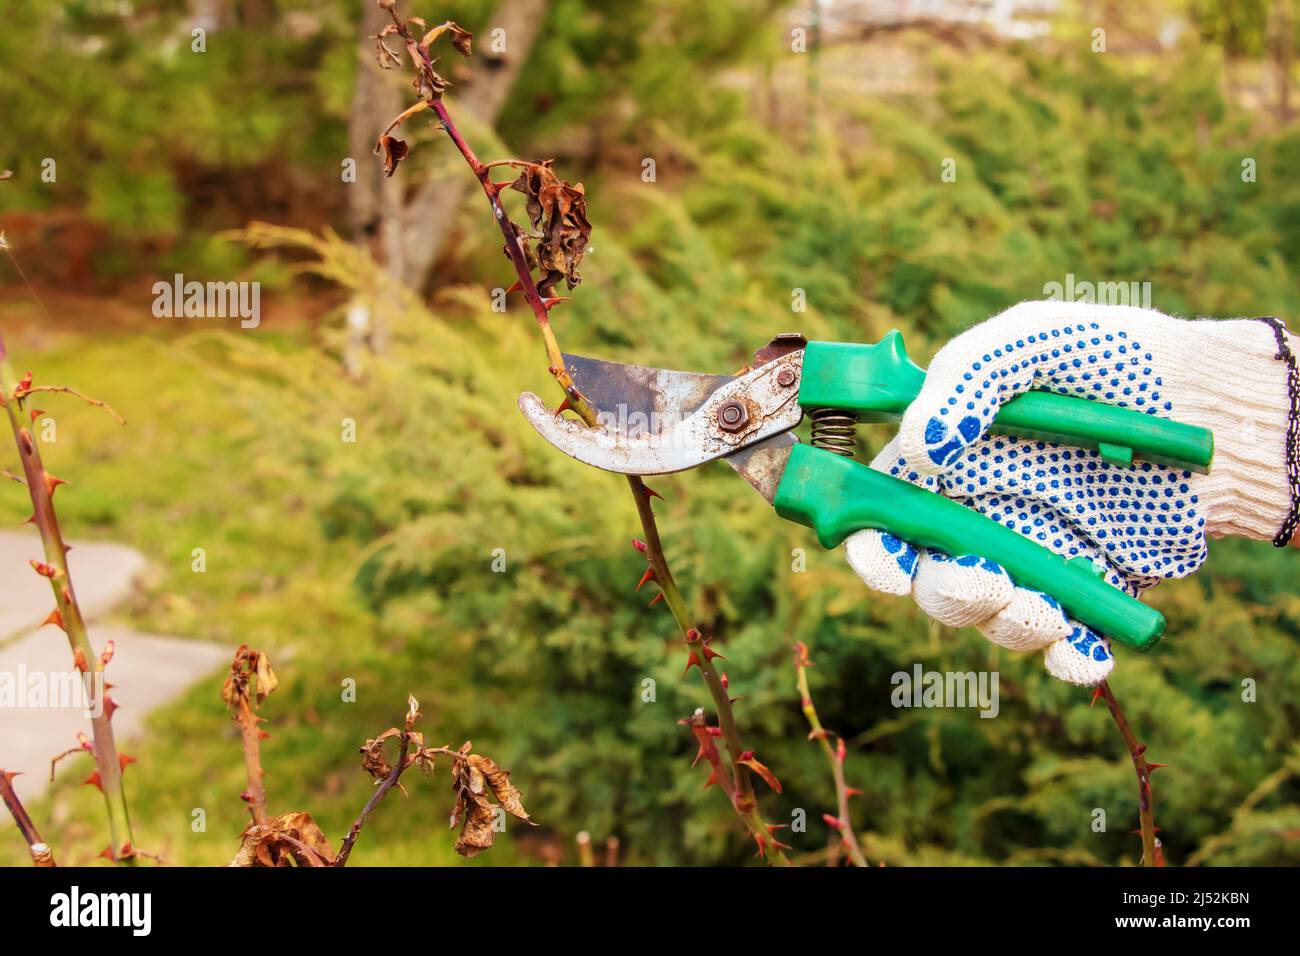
[1171,320,1294,541]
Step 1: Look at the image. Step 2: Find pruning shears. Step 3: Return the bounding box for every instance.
[518,331,1215,651]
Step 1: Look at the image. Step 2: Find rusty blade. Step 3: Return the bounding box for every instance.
[518,351,804,475]
[560,353,734,438]
[723,434,796,504]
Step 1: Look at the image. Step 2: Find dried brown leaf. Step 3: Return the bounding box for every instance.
[231,811,335,868]
[509,161,591,296]
[420,20,473,57]
[359,728,402,782]
[449,743,534,857]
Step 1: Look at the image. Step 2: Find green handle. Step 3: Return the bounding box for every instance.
[799,332,1214,472]
[773,443,1165,650]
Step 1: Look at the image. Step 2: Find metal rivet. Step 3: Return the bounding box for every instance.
[717,400,749,432]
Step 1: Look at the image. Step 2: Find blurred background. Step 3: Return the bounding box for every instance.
[2,0,1300,866]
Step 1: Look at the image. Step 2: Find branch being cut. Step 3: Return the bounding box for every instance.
[375,0,788,864]
[1096,680,1164,867]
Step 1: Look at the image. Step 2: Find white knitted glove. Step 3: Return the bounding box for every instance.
[846,301,1293,685]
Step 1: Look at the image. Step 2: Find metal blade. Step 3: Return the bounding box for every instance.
[518,350,804,476]
[560,353,735,439]
[724,435,795,504]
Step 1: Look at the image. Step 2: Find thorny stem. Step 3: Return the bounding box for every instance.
[334,731,412,867]
[382,1,787,864]
[1097,680,1162,867]
[0,333,136,865]
[793,644,868,867]
[234,698,270,828]
[0,770,56,866]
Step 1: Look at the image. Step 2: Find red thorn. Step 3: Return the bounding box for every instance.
[118,753,136,772]
[3,770,21,784]
[706,727,723,737]
[719,672,729,691]
[258,730,271,741]
[103,696,118,720]
[84,771,103,791]
[492,180,515,193]
[505,279,522,294]
[631,538,647,554]
[98,845,116,861]
[823,813,844,830]
[553,396,572,417]
[635,568,656,592]
[29,408,45,424]
[752,834,768,858]
[702,645,725,662]
[641,484,664,501]
[836,737,847,764]
[1089,686,1104,707]
[44,473,67,497]
[41,609,65,631]
[542,296,572,311]
[1147,763,1168,772]
[30,560,58,579]
[72,649,89,673]
[703,768,720,790]
[646,592,664,607]
[845,787,863,798]
[683,651,700,676]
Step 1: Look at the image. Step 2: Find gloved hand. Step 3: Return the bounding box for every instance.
[846,301,1294,685]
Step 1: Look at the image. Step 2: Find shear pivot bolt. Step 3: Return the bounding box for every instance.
[717,400,749,432]
[776,368,796,388]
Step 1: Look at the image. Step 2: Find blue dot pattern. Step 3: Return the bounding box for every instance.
[898,320,1207,594]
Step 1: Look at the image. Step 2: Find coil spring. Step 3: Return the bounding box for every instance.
[810,407,857,458]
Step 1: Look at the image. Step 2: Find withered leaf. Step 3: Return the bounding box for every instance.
[230,811,335,867]
[222,645,278,709]
[254,650,278,704]
[510,161,592,296]
[449,742,535,858]
[0,170,12,182]
[420,20,473,57]
[377,135,409,178]
[469,754,532,823]
[359,728,402,782]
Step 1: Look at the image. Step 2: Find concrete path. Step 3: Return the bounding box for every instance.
[0,528,228,803]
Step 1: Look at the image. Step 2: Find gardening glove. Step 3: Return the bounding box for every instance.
[845,301,1295,685]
